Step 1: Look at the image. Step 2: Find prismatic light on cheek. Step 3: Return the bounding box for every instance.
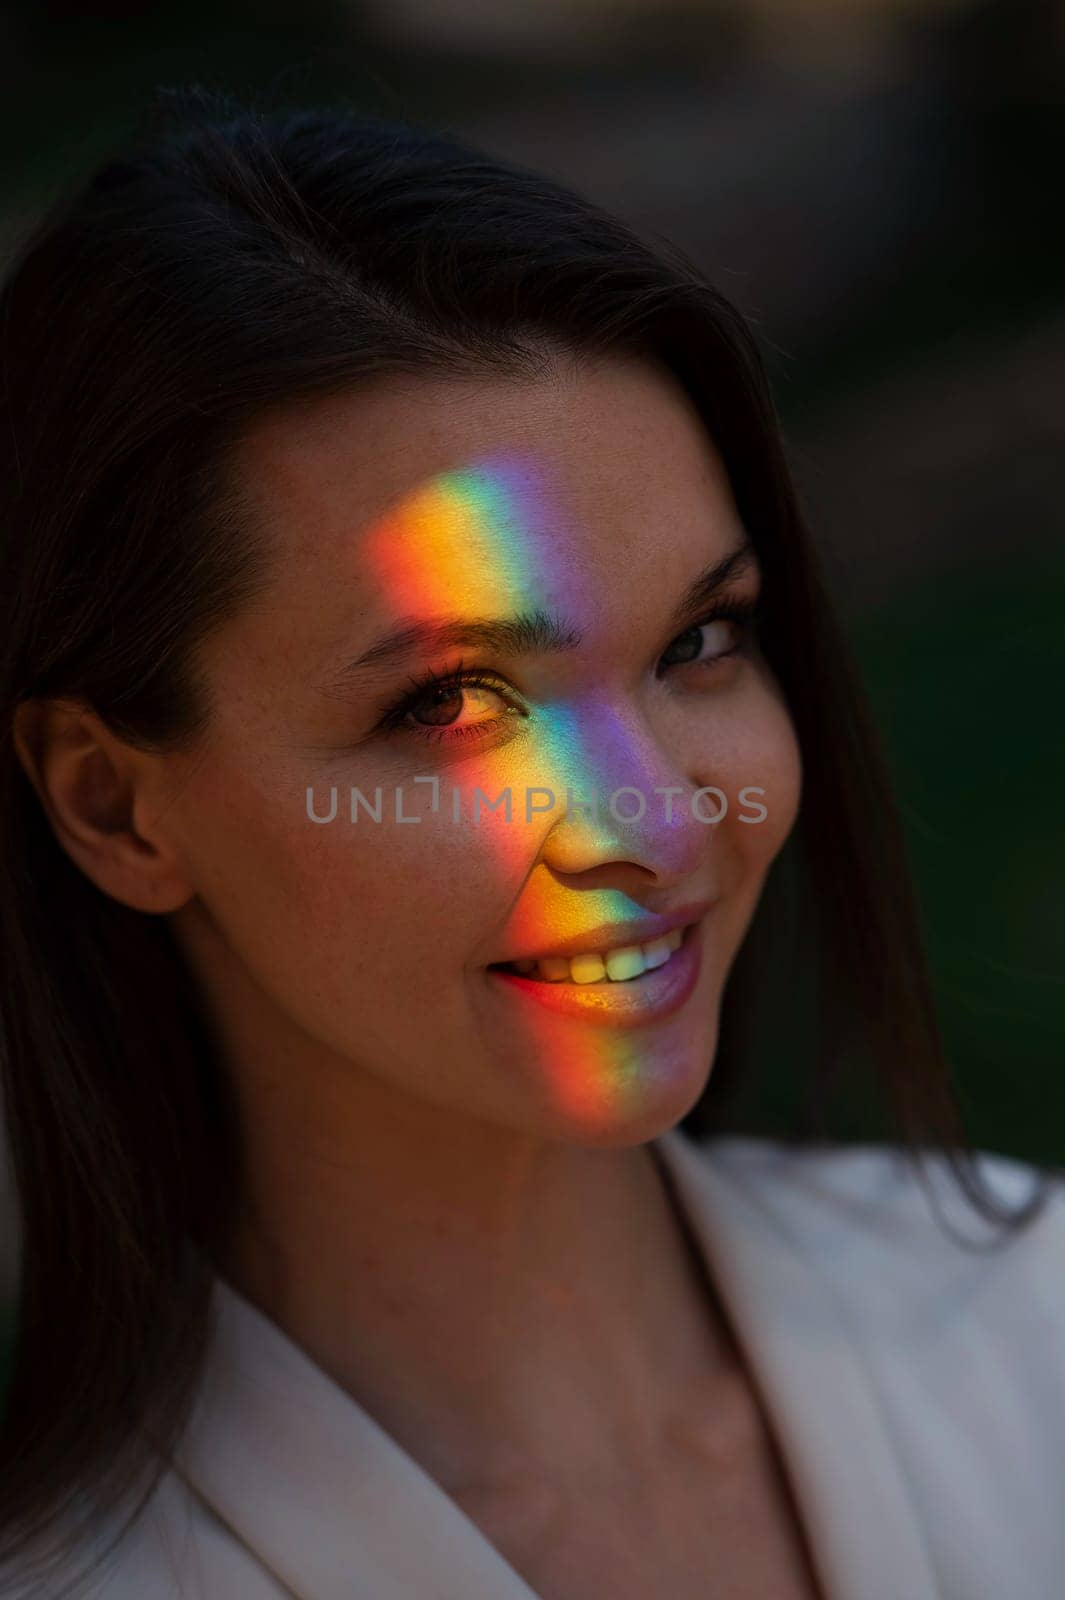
[361,453,683,1127]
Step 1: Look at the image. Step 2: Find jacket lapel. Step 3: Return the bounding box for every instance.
[173,1127,941,1600]
[171,1274,542,1600]
[653,1127,942,1600]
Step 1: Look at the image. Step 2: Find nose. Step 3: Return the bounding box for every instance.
[536,707,716,886]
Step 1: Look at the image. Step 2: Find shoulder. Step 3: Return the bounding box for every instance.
[0,1467,291,1599]
[690,1131,1065,1454]
[702,1127,1064,1231]
[700,1129,1061,1235]
[695,1131,1065,1323]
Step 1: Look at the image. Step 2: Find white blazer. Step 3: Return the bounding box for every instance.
[7,1127,1065,1599]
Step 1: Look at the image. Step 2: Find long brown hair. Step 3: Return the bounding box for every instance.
[0,84,1051,1594]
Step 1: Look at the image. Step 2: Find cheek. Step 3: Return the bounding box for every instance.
[312,807,514,983]
[175,757,519,1027]
[696,677,802,867]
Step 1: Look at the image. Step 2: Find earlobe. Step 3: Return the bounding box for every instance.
[11,697,196,914]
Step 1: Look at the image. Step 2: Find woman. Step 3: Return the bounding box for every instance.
[0,88,1061,1600]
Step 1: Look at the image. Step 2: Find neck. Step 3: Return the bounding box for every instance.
[214,1066,735,1493]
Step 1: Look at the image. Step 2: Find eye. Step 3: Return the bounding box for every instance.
[376,661,525,745]
[407,678,507,736]
[658,597,760,673]
[374,595,762,746]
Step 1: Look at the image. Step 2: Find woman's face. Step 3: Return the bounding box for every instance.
[159,353,801,1146]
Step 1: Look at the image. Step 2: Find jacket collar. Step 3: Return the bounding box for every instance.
[652,1128,940,1600]
[172,1127,940,1599]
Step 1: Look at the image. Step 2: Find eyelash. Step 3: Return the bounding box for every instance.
[376,595,762,746]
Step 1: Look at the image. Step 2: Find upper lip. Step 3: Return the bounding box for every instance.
[489,899,717,966]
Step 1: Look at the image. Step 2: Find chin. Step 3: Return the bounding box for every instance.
[526,1032,718,1149]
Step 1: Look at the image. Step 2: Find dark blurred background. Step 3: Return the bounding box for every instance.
[0,0,1062,1334]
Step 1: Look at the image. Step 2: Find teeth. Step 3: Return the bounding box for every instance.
[605,945,646,982]
[509,926,684,985]
[641,935,675,971]
[567,953,604,983]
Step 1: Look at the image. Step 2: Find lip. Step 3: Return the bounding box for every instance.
[486,914,708,1030]
[487,898,717,967]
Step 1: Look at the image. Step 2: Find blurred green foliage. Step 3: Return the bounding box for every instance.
[849,547,1064,1166]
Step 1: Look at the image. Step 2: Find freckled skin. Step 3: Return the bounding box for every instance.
[44,353,817,1595]
[151,354,801,1151]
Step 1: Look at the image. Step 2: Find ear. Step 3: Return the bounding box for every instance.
[11,698,197,914]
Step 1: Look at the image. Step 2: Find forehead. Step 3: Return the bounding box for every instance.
[225,355,746,648]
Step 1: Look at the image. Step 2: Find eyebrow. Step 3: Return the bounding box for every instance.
[668,537,758,627]
[323,536,758,692]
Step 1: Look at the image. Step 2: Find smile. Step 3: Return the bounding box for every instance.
[492,926,684,985]
[486,918,706,1029]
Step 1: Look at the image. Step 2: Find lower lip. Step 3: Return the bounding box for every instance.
[486,917,707,1030]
